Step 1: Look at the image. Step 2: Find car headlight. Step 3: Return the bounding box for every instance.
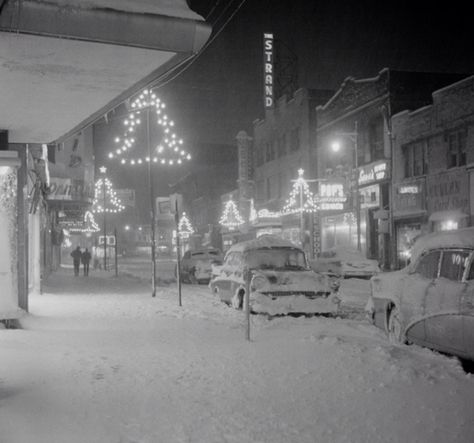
[251,275,267,290]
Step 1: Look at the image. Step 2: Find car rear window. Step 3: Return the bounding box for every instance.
[414,250,440,279]
[439,250,470,281]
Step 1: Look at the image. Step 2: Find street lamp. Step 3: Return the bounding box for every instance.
[330,121,361,252]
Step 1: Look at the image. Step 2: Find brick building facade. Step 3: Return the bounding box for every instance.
[391,75,474,268]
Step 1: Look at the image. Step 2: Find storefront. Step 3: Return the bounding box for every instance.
[392,178,428,269]
[426,169,470,232]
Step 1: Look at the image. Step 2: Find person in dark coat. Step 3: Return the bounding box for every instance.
[70,246,82,276]
[81,248,92,276]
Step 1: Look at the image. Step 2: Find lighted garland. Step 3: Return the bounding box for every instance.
[178,212,194,239]
[108,89,191,166]
[219,199,244,229]
[69,211,100,233]
[92,167,125,214]
[282,169,318,214]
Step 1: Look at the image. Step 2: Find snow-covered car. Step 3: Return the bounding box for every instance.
[365,227,474,362]
[310,247,381,279]
[209,235,339,315]
[177,248,223,284]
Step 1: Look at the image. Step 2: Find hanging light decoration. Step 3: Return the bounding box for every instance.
[219,199,245,230]
[108,89,191,166]
[69,211,100,233]
[282,169,318,214]
[92,167,125,214]
[178,212,194,239]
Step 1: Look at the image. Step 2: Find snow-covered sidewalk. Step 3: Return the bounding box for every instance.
[0,267,473,443]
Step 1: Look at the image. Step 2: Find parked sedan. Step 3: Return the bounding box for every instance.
[177,248,223,284]
[365,227,474,361]
[209,235,339,315]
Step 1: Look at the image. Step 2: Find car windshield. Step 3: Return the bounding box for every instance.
[245,247,307,270]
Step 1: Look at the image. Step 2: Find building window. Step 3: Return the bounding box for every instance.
[255,142,264,167]
[290,127,300,152]
[447,129,466,168]
[277,135,286,158]
[256,180,264,202]
[403,141,428,178]
[265,141,275,162]
[369,117,384,161]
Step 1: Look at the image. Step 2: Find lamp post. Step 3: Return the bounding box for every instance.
[108,89,191,297]
[331,121,361,252]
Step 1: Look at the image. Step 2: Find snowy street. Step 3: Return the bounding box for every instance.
[1,267,473,443]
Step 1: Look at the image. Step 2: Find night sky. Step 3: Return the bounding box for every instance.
[100,0,474,220]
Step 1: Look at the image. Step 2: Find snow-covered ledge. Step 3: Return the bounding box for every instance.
[0,151,24,321]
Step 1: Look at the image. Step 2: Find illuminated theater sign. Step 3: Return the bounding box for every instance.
[263,33,274,109]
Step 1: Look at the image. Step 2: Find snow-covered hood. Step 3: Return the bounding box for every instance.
[252,269,331,294]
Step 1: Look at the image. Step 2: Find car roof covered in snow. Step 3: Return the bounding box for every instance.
[411,227,474,262]
[226,235,302,254]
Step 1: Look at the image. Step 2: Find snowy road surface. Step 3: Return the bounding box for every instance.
[0,267,473,443]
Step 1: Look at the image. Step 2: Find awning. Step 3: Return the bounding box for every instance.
[0,0,211,144]
[428,209,469,222]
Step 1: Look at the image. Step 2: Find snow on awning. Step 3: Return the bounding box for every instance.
[0,0,211,144]
[428,209,469,222]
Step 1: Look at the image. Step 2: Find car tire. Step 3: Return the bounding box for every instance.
[387,305,404,344]
[231,289,244,310]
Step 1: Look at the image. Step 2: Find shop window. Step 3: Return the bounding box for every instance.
[403,141,428,178]
[447,130,466,168]
[439,250,470,281]
[414,250,440,279]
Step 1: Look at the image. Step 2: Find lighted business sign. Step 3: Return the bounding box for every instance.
[317,182,347,211]
[263,33,274,109]
[358,160,389,186]
[398,185,420,194]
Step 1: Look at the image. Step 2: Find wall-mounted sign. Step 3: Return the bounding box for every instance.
[263,33,274,109]
[47,177,93,202]
[316,181,347,211]
[426,169,469,213]
[398,185,420,194]
[358,160,389,186]
[393,178,426,216]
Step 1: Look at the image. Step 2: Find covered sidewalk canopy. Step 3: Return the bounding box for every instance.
[0,0,211,144]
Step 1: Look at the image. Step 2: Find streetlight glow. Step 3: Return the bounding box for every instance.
[331,141,342,152]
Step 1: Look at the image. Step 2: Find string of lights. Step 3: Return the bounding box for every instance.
[92,167,125,214]
[219,199,245,229]
[107,90,191,167]
[282,169,318,214]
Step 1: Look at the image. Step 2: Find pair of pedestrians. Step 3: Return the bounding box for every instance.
[70,246,92,276]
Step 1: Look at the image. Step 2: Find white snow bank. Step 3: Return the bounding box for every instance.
[1,268,473,443]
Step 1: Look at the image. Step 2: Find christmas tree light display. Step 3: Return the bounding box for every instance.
[69,211,100,233]
[219,199,245,230]
[282,169,318,214]
[107,89,191,166]
[178,212,194,239]
[92,167,125,214]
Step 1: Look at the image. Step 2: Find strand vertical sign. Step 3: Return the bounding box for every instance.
[263,33,274,109]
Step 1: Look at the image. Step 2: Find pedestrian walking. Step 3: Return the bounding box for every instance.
[70,246,82,276]
[81,248,92,276]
